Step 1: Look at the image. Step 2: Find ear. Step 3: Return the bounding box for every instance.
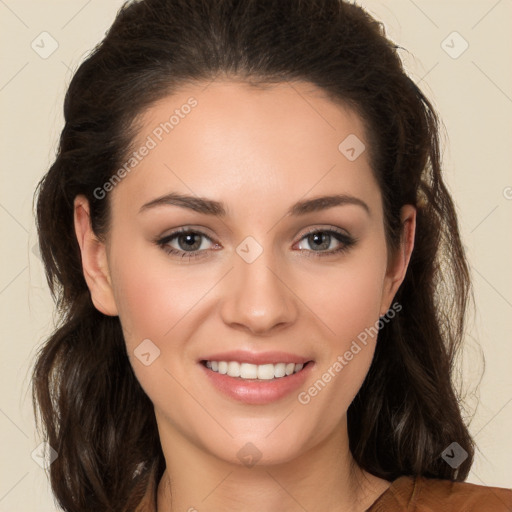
[73,195,118,316]
[379,204,416,316]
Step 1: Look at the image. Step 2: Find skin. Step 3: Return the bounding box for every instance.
[74,80,416,512]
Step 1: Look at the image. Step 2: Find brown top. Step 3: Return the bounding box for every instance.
[366,475,512,511]
[138,474,512,511]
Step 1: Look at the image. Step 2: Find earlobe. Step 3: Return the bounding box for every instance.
[73,195,118,316]
[380,205,416,316]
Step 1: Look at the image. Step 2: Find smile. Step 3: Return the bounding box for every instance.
[203,360,305,380]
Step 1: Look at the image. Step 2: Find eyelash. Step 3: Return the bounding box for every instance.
[155,226,357,261]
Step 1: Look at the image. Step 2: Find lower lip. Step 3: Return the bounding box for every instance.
[200,362,314,405]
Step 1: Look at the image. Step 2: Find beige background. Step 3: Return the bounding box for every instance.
[1,0,511,510]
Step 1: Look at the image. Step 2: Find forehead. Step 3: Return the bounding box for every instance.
[110,80,381,219]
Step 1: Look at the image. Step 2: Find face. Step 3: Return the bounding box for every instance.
[75,80,415,468]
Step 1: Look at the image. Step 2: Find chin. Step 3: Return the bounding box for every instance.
[202,426,317,469]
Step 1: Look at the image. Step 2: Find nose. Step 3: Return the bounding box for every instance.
[219,247,298,336]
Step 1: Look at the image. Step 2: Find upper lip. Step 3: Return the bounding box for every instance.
[200,350,312,365]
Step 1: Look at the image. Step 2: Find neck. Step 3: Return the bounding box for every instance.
[154,418,389,512]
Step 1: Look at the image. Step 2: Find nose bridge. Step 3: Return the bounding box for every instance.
[219,235,297,334]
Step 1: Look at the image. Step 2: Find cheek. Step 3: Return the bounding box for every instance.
[292,239,388,425]
[109,255,202,414]
[109,237,206,344]
[297,239,388,354]
[107,239,208,397]
[330,261,385,346]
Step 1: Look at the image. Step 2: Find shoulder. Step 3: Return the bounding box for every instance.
[412,476,512,511]
[367,475,512,512]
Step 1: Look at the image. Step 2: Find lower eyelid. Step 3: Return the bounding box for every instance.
[157,229,355,257]
[159,231,216,252]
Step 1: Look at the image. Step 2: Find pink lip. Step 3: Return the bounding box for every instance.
[199,350,311,365]
[199,353,315,405]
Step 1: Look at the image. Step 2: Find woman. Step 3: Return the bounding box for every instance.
[32,0,512,511]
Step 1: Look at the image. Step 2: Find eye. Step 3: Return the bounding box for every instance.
[154,226,357,261]
[155,228,219,260]
[295,227,357,257]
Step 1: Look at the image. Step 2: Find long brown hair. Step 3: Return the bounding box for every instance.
[32,0,475,510]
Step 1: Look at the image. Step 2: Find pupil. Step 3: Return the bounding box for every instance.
[310,232,329,250]
[181,233,200,250]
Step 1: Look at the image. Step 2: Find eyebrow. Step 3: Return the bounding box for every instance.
[138,192,370,217]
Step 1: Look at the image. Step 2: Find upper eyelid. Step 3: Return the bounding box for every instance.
[158,227,215,243]
[158,226,353,247]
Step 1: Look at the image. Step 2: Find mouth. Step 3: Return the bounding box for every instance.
[199,355,315,404]
[201,360,312,380]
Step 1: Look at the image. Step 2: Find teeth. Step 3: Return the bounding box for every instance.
[257,364,274,380]
[205,360,306,380]
[218,361,228,374]
[227,361,240,377]
[274,363,286,378]
[240,363,258,379]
